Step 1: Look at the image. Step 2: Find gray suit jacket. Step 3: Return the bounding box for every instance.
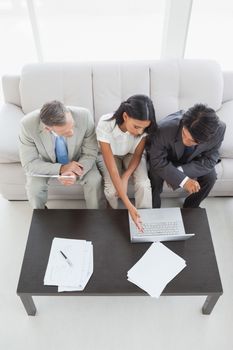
[149,111,226,190]
[19,107,98,178]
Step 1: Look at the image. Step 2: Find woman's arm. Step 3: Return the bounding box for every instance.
[122,138,146,180]
[99,141,143,231]
[100,141,132,205]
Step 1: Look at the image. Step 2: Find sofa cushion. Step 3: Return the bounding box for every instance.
[150,60,180,120]
[179,59,223,112]
[92,62,150,124]
[150,59,223,120]
[20,63,94,115]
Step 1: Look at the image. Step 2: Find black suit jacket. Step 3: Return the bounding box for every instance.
[149,111,226,190]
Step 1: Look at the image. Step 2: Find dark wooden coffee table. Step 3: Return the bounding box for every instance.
[17,208,223,316]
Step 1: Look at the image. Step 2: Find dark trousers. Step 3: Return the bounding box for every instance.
[149,169,217,208]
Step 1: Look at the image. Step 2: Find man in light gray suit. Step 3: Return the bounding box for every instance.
[19,100,102,209]
[149,104,226,208]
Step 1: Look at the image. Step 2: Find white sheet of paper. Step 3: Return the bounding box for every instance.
[127,242,186,298]
[30,174,74,178]
[58,243,93,292]
[44,238,88,287]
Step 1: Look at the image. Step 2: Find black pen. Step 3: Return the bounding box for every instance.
[60,250,72,266]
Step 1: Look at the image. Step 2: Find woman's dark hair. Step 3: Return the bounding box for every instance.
[111,94,157,134]
[182,104,220,143]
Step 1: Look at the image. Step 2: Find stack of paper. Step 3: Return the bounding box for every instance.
[127,242,186,298]
[44,237,93,292]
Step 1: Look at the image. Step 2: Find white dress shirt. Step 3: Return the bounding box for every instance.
[96,113,146,156]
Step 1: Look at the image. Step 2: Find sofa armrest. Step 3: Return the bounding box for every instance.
[217,100,233,158]
[2,75,21,107]
[0,103,24,162]
[222,71,233,103]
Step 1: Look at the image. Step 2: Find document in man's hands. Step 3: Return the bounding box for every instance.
[44,238,93,292]
[127,242,186,298]
[30,174,75,178]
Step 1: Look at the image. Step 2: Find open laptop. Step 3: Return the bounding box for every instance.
[129,208,195,243]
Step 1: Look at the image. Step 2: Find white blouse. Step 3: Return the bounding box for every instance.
[96,113,147,156]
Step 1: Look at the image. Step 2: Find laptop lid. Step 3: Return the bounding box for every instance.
[129,208,195,243]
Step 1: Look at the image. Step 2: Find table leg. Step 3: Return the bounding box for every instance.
[19,294,37,316]
[202,293,221,315]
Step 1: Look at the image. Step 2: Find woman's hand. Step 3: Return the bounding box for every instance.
[128,204,143,232]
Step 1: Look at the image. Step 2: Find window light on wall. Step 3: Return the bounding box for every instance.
[185,0,233,70]
[34,0,166,61]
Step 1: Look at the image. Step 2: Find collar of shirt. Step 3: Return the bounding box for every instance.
[112,123,130,138]
[50,130,58,137]
[50,130,67,149]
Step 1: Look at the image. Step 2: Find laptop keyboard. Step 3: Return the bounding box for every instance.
[140,221,180,236]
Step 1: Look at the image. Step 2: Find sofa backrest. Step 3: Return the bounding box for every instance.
[3,59,224,122]
[19,62,94,117]
[150,59,223,119]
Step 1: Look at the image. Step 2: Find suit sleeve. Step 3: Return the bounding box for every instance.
[181,122,226,178]
[19,122,61,175]
[149,131,186,190]
[78,110,98,177]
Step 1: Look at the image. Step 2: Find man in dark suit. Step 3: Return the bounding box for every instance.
[149,104,226,208]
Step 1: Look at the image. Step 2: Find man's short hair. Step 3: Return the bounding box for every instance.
[182,104,220,143]
[39,100,69,126]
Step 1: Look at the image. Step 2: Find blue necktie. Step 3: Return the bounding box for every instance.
[55,136,69,164]
[180,146,196,163]
[184,145,195,155]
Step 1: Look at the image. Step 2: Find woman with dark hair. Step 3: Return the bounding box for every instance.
[96,94,157,231]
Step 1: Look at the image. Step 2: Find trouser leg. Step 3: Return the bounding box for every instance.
[25,176,49,209]
[96,155,123,209]
[123,153,152,208]
[149,171,164,208]
[81,164,103,209]
[183,169,217,208]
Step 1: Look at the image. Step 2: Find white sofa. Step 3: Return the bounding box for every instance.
[0,59,232,202]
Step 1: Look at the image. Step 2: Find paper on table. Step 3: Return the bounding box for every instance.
[127,242,186,298]
[58,242,93,292]
[44,238,88,287]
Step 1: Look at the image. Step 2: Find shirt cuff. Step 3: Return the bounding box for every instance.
[97,137,110,144]
[177,166,188,188]
[179,176,189,188]
[177,166,183,172]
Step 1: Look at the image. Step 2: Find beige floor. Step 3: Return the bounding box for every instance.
[0,195,232,350]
